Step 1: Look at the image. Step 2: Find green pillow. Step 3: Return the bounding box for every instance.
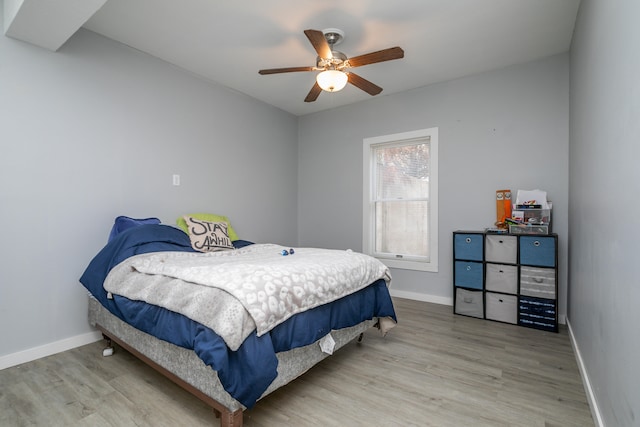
[176,213,239,241]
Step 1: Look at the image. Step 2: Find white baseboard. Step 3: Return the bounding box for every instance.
[389,290,569,325]
[0,331,103,371]
[567,318,604,427]
[389,289,453,306]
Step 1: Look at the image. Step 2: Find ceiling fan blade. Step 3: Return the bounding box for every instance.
[258,66,315,75]
[304,29,332,59]
[304,82,322,103]
[347,46,404,68]
[348,73,383,96]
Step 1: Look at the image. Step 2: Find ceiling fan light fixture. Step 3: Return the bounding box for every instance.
[316,70,348,92]
[259,28,404,102]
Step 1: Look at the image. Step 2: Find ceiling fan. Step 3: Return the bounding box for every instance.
[258,28,404,102]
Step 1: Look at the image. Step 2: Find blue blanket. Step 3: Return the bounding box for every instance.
[80,224,396,408]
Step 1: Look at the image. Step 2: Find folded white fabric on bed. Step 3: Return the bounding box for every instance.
[104,254,254,350]
[104,244,390,350]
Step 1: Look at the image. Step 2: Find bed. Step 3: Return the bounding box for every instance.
[80,218,397,426]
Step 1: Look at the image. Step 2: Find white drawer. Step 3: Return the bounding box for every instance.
[485,235,517,264]
[485,263,518,294]
[485,292,518,324]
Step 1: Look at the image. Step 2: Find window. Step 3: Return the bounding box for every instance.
[363,128,438,272]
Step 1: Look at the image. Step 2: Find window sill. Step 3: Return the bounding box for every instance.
[376,257,438,272]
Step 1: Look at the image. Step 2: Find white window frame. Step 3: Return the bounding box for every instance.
[362,127,438,272]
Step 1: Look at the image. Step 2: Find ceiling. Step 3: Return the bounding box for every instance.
[6,0,581,116]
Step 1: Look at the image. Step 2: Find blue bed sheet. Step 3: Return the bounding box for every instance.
[79,224,396,408]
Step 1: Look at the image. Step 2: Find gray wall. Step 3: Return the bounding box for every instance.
[298,54,569,312]
[0,23,299,359]
[569,0,640,425]
[2,1,636,422]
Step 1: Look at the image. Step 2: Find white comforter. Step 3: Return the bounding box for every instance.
[103,244,390,350]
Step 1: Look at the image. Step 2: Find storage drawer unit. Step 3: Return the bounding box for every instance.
[453,231,558,332]
[509,224,550,235]
[455,288,484,318]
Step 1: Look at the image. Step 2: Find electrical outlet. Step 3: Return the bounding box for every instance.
[172,174,180,186]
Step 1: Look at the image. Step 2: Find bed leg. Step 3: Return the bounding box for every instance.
[357,333,364,343]
[101,333,114,357]
[214,408,243,427]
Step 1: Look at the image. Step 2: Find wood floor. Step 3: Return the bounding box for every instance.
[0,298,594,427]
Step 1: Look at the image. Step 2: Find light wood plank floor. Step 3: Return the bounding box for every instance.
[0,298,594,426]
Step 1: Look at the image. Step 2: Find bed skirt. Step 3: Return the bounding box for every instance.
[88,298,375,426]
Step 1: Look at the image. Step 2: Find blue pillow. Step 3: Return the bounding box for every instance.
[232,239,254,249]
[107,216,161,242]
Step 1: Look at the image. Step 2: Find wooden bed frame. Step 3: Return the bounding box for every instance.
[89,298,375,427]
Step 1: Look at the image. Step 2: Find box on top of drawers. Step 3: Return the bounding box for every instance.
[510,205,552,235]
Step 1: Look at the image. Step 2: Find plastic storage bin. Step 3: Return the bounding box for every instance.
[509,224,550,235]
[512,208,551,224]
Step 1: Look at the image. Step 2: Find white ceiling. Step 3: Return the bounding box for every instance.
[6,0,581,116]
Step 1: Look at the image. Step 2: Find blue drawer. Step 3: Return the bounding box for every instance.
[454,233,484,261]
[454,261,483,290]
[519,236,556,267]
[518,296,557,332]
